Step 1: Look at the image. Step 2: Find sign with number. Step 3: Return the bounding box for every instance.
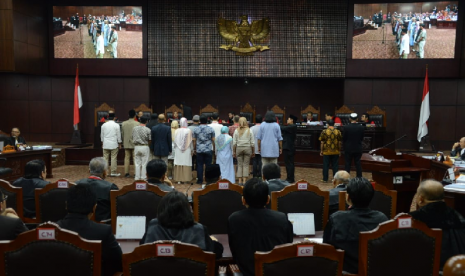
[57,181,68,188]
[218,182,229,189]
[297,183,308,190]
[135,183,147,190]
[398,218,412,228]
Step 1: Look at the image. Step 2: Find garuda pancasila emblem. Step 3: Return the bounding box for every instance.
[217,15,270,56]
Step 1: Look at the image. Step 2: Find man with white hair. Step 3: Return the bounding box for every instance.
[328,171,351,215]
[343,113,364,177]
[75,157,119,222]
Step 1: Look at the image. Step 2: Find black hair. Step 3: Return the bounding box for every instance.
[212,112,219,120]
[108,113,115,119]
[255,114,263,123]
[262,163,281,180]
[326,113,333,117]
[146,159,167,178]
[24,160,45,179]
[140,116,148,124]
[362,113,369,121]
[111,26,116,30]
[264,111,276,123]
[97,30,102,35]
[66,184,97,215]
[199,115,208,124]
[157,191,195,229]
[151,113,158,119]
[346,177,374,208]
[129,109,136,118]
[243,178,269,208]
[229,112,235,115]
[327,119,335,126]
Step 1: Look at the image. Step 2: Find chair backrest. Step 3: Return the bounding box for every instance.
[122,240,215,276]
[366,106,386,127]
[110,181,168,234]
[335,105,355,125]
[301,105,321,121]
[271,180,329,231]
[443,255,465,276]
[0,179,23,219]
[254,241,344,276]
[268,105,285,125]
[358,214,442,276]
[165,104,183,119]
[35,179,76,223]
[192,179,245,234]
[135,103,153,118]
[94,102,115,127]
[240,103,256,123]
[0,223,101,276]
[199,104,219,119]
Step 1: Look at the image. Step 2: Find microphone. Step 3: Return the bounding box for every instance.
[185,182,194,197]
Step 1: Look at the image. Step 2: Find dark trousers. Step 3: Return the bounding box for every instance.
[252,154,262,177]
[344,151,362,177]
[283,149,295,182]
[323,154,339,181]
[196,151,212,183]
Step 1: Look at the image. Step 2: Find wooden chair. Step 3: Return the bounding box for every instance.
[134,103,153,119]
[271,180,329,231]
[301,105,320,121]
[94,102,115,126]
[165,104,182,120]
[358,214,442,276]
[334,105,355,125]
[443,255,465,276]
[122,240,215,276]
[366,106,386,127]
[240,103,256,123]
[192,179,245,234]
[199,104,219,119]
[0,222,101,276]
[35,179,76,223]
[110,181,169,235]
[254,241,344,276]
[338,183,397,219]
[0,179,23,219]
[268,105,285,124]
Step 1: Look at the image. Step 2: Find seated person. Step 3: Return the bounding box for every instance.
[228,178,293,276]
[328,171,351,216]
[57,184,122,276]
[168,111,180,123]
[146,159,175,192]
[323,177,388,274]
[6,127,27,147]
[360,113,375,125]
[409,179,465,270]
[306,111,314,123]
[0,189,28,240]
[140,190,223,259]
[12,160,50,218]
[75,157,119,222]
[325,113,341,125]
[262,163,290,208]
[451,137,465,159]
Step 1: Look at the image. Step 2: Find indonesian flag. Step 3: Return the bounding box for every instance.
[73,66,83,128]
[417,68,430,142]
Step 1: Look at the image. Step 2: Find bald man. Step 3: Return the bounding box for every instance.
[451,137,465,160]
[410,179,465,269]
[150,114,171,165]
[328,171,351,215]
[6,127,27,147]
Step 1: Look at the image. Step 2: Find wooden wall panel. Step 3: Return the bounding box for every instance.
[51,77,74,101]
[372,80,401,105]
[28,76,51,101]
[0,39,14,71]
[29,101,52,133]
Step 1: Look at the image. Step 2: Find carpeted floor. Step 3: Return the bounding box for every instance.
[353,23,456,59]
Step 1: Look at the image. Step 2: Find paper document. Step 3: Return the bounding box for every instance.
[444,184,465,192]
[288,213,315,236]
[456,175,465,184]
[304,238,323,243]
[116,216,146,239]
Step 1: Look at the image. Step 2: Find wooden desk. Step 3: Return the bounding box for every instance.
[437,20,457,29]
[0,149,53,181]
[126,24,142,31]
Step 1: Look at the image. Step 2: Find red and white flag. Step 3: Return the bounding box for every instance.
[73,65,83,129]
[417,68,430,142]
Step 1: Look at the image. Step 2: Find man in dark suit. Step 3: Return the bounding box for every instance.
[281,115,297,183]
[262,163,290,208]
[75,157,119,222]
[328,170,350,215]
[451,137,465,160]
[228,178,293,276]
[146,159,175,192]
[0,189,28,240]
[57,184,122,276]
[6,127,27,147]
[181,102,193,120]
[343,113,365,177]
[150,114,172,165]
[145,113,158,130]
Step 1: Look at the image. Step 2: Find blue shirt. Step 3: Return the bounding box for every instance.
[257,122,282,158]
[193,125,215,153]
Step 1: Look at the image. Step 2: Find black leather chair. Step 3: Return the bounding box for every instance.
[369,114,384,127]
[302,113,319,122]
[165,104,183,121]
[240,112,253,122]
[268,105,285,125]
[199,104,219,121]
[240,103,256,123]
[94,102,114,127]
[0,179,23,219]
[335,113,351,125]
[0,158,12,178]
[35,180,76,223]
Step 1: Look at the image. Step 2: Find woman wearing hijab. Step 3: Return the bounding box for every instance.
[173,118,193,183]
[233,117,254,185]
[167,120,179,180]
[215,126,235,183]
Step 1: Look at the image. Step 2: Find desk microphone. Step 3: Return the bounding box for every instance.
[185,183,194,197]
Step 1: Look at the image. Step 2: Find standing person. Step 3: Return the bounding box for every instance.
[96,30,104,58]
[343,113,365,177]
[180,102,193,120]
[415,23,426,59]
[233,117,254,185]
[281,115,297,183]
[215,126,235,183]
[132,117,151,181]
[227,112,235,124]
[150,114,172,165]
[108,25,118,58]
[319,119,343,183]
[167,120,179,179]
[257,111,283,168]
[399,28,410,59]
[208,112,223,141]
[250,114,263,178]
[229,115,240,136]
[173,118,193,184]
[121,110,139,178]
[188,115,200,172]
[193,115,215,184]
[101,113,122,177]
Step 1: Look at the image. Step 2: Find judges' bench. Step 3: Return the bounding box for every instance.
[0,149,53,182]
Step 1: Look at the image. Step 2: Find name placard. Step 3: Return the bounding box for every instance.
[393,176,403,184]
[135,183,147,190]
[57,181,68,188]
[38,228,55,240]
[157,244,175,256]
[297,245,314,256]
[398,218,412,228]
[297,183,308,190]
[218,182,229,189]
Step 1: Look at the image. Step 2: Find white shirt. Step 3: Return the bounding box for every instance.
[101,120,122,149]
[399,34,410,55]
[208,121,223,140]
[96,35,104,55]
[250,124,261,153]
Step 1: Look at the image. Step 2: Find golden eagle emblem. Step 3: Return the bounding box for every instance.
[217,15,270,56]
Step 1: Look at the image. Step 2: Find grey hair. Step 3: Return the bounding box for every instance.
[89,157,108,176]
[334,171,350,184]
